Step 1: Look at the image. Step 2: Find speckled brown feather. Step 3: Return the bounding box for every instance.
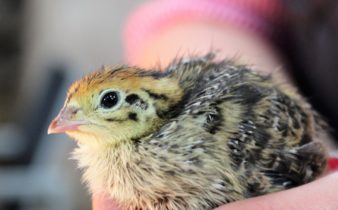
[64,54,328,210]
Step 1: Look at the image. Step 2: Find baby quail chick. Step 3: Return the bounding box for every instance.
[48,54,327,210]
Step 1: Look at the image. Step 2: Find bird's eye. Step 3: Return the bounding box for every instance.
[100,91,119,109]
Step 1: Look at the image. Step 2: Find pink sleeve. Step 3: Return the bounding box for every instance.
[123,0,284,63]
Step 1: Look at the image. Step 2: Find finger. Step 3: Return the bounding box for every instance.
[92,192,121,210]
[216,172,338,210]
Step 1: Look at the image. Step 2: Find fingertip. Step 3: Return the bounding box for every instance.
[92,193,121,210]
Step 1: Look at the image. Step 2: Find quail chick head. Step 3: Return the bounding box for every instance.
[48,54,328,210]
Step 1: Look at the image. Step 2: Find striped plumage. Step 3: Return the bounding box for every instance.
[49,54,327,210]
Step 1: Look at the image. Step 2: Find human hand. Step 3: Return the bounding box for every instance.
[216,171,338,210]
[93,171,338,210]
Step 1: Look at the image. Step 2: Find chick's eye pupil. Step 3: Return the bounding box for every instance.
[101,91,119,109]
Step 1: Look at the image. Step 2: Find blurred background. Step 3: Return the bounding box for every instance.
[0,1,143,209]
[0,0,337,210]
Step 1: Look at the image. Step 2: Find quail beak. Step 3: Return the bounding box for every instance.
[48,107,89,134]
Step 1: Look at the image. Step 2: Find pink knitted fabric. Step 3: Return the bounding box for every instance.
[123,0,283,64]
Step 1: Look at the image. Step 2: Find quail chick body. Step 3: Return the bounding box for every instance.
[48,55,327,210]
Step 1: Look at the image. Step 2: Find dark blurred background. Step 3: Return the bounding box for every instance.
[0,0,337,210]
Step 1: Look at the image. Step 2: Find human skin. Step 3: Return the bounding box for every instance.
[93,172,338,210]
[92,22,337,210]
[215,172,338,210]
